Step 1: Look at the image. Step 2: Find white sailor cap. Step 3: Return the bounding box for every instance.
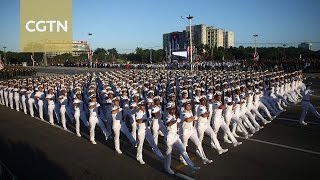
[199,95,207,101]
[131,93,139,98]
[112,96,120,101]
[181,90,188,95]
[166,102,175,109]
[108,91,114,94]
[138,100,145,106]
[153,96,161,101]
[183,99,192,105]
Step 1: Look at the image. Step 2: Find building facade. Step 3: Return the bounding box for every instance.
[298,43,312,50]
[46,40,90,58]
[224,31,234,49]
[163,24,234,52]
[163,31,187,51]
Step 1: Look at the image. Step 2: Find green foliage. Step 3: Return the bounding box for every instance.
[198,44,320,61]
[122,48,165,63]
[2,46,319,66]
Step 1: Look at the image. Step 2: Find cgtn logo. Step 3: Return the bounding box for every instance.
[25,20,68,33]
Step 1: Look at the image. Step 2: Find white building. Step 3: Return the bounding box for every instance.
[224,31,234,49]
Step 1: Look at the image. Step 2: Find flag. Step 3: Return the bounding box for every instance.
[187,46,190,59]
[0,60,4,70]
[253,52,259,61]
[187,46,196,60]
[87,49,93,60]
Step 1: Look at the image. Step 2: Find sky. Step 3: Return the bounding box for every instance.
[0,0,320,53]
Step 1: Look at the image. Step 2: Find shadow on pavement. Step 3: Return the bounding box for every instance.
[0,135,71,180]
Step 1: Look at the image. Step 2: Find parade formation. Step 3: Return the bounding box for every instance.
[0,67,37,79]
[0,68,314,174]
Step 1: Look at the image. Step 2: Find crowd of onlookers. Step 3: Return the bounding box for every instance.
[1,59,319,80]
[49,59,320,73]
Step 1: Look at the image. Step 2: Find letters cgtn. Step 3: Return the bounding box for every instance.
[25,20,68,33]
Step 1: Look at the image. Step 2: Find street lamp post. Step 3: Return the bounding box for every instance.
[3,46,7,65]
[187,14,193,71]
[88,33,93,68]
[253,34,258,60]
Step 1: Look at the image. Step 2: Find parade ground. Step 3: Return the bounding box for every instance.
[0,68,320,180]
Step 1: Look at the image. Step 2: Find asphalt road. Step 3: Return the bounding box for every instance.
[1,69,320,180]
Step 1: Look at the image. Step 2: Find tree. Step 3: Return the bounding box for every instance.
[107,48,118,60]
[94,48,107,55]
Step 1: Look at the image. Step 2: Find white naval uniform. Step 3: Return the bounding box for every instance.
[111,104,136,154]
[112,105,124,153]
[212,101,240,146]
[47,93,56,125]
[13,88,20,111]
[4,87,9,107]
[88,102,100,143]
[299,88,320,123]
[121,96,131,120]
[73,98,82,136]
[0,85,5,105]
[59,95,69,129]
[35,91,44,120]
[207,93,214,125]
[260,90,281,116]
[193,95,201,115]
[135,109,164,164]
[196,104,225,152]
[27,90,35,117]
[223,96,233,128]
[8,87,14,109]
[151,104,166,145]
[135,109,147,163]
[78,99,89,128]
[179,109,211,164]
[267,87,284,112]
[251,91,270,124]
[0,86,4,105]
[245,92,262,130]
[231,94,250,137]
[130,101,138,141]
[285,81,300,104]
[239,96,256,134]
[223,96,236,142]
[254,90,273,121]
[20,88,27,114]
[164,113,199,174]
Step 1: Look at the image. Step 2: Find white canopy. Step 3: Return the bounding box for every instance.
[172,51,187,58]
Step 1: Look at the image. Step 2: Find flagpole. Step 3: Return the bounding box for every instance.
[3,46,7,65]
[187,14,193,71]
[253,34,258,60]
[88,33,93,68]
